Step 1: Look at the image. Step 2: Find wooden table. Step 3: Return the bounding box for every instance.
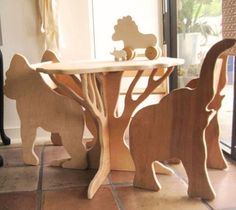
[37,57,184,199]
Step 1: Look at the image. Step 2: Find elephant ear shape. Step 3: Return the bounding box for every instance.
[41,50,60,63]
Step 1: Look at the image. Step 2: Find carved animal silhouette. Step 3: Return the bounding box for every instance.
[112,16,156,49]
[4,52,87,169]
[129,39,236,200]
[186,56,228,170]
[112,16,161,60]
[110,48,127,61]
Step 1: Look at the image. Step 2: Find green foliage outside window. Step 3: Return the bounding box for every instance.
[178,0,221,34]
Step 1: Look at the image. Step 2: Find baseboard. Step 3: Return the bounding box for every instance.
[4,126,93,145]
[4,127,50,145]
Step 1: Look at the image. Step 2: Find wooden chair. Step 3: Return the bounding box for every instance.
[186,54,229,170]
[4,52,87,169]
[129,39,236,200]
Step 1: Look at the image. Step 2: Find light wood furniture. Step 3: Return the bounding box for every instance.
[37,57,184,198]
[129,39,236,200]
[112,16,162,60]
[186,55,229,170]
[4,52,87,169]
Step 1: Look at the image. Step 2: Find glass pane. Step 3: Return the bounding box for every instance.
[177,0,222,86]
[177,0,234,151]
[218,56,235,152]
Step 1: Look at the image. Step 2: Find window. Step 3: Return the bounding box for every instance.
[92,0,163,59]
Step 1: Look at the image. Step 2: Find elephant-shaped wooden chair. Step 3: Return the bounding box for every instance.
[129,39,236,200]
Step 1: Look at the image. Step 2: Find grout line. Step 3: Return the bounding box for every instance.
[111,182,133,187]
[108,174,126,210]
[167,163,215,210]
[36,145,45,210]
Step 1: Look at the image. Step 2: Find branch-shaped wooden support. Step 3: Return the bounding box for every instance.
[49,65,176,174]
[37,57,185,198]
[80,73,110,199]
[106,67,175,173]
[50,72,110,199]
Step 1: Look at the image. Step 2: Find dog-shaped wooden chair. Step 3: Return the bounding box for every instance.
[129,39,236,200]
[4,52,87,169]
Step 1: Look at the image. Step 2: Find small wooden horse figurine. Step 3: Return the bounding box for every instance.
[129,39,236,200]
[4,52,87,169]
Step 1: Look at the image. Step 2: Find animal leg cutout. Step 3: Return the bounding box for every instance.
[21,125,38,165]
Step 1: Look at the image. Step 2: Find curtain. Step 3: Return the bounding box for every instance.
[39,0,60,52]
[222,0,236,55]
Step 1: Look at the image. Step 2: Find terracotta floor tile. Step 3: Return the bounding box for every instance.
[43,145,70,166]
[167,162,187,179]
[109,170,134,184]
[43,186,119,210]
[0,143,235,210]
[42,167,109,190]
[0,191,37,210]
[0,146,43,167]
[115,175,210,210]
[0,166,39,193]
[168,160,236,209]
[206,169,236,209]
[226,159,236,172]
[167,159,235,180]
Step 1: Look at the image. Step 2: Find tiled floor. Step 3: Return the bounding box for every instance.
[1,142,236,210]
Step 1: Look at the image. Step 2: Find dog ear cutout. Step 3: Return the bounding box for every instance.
[41,50,60,63]
[9,54,31,73]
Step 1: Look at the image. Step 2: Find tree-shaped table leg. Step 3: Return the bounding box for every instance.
[80,73,111,199]
[50,73,110,198]
[50,67,175,198]
[105,67,175,172]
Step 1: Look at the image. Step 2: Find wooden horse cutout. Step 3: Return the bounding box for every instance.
[4,52,87,169]
[129,39,236,200]
[112,16,162,60]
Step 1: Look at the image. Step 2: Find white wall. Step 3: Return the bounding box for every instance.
[58,0,94,61]
[0,0,163,141]
[92,0,163,59]
[92,0,164,116]
[0,0,94,141]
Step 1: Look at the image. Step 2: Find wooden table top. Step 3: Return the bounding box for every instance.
[36,57,184,75]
